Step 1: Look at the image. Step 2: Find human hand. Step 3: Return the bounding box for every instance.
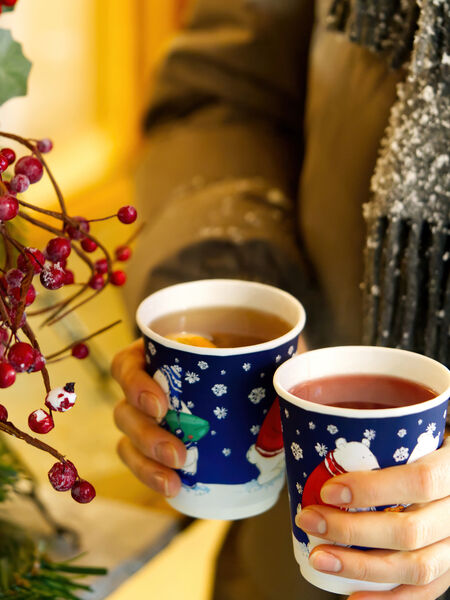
[111,339,186,497]
[296,438,450,600]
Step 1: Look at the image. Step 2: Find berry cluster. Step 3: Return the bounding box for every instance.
[0,0,18,15]
[0,132,139,503]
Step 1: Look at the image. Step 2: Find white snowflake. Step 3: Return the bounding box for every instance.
[327,425,338,435]
[364,429,376,441]
[260,372,265,378]
[303,472,307,478]
[418,419,423,425]
[242,362,251,371]
[250,425,260,435]
[288,345,295,356]
[147,341,157,356]
[393,447,409,462]
[308,421,316,430]
[427,422,436,433]
[296,429,300,435]
[275,354,282,363]
[397,428,407,438]
[222,448,231,457]
[296,482,303,494]
[213,406,228,420]
[284,408,290,419]
[184,371,200,384]
[172,397,180,409]
[263,409,268,414]
[198,361,209,370]
[212,383,228,396]
[174,358,179,363]
[315,443,328,457]
[221,370,226,375]
[172,365,182,375]
[291,442,303,460]
[187,401,195,409]
[248,387,266,404]
[211,430,216,436]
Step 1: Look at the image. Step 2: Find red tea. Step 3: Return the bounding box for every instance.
[290,374,437,409]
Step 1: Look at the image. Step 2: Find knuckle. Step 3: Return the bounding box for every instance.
[338,516,360,547]
[350,556,371,581]
[398,514,425,551]
[410,555,440,585]
[414,463,438,501]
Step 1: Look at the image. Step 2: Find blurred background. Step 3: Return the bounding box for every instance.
[0,1,229,598]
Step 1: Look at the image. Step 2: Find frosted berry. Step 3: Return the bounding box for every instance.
[65,216,89,240]
[8,307,26,328]
[31,350,46,372]
[115,245,132,261]
[1,148,16,165]
[81,237,97,252]
[10,283,36,306]
[2,0,19,6]
[17,247,45,274]
[48,460,78,492]
[72,343,89,359]
[89,273,105,290]
[5,268,24,289]
[63,269,74,285]
[15,156,43,184]
[10,174,30,194]
[37,138,53,154]
[0,194,19,221]
[40,263,65,290]
[0,155,8,173]
[0,404,8,422]
[94,258,108,274]
[46,237,71,263]
[0,363,16,388]
[28,409,54,434]
[71,479,96,504]
[110,270,127,286]
[8,342,35,372]
[45,382,76,412]
[117,205,137,224]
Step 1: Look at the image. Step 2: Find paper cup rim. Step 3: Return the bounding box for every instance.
[136,279,306,356]
[273,346,450,418]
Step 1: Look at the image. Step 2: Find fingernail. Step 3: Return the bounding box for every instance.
[152,472,170,496]
[155,442,180,468]
[310,551,342,573]
[139,392,164,418]
[296,509,327,535]
[321,483,352,505]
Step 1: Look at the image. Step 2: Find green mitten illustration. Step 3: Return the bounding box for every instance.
[164,410,210,444]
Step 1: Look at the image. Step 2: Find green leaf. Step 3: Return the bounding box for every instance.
[0,28,31,106]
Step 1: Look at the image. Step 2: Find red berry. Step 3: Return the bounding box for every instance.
[8,307,26,328]
[40,263,65,290]
[17,247,45,274]
[0,363,16,388]
[80,237,97,252]
[115,245,132,261]
[10,283,36,306]
[0,155,8,173]
[0,194,19,221]
[2,0,18,6]
[110,270,127,286]
[117,205,137,224]
[71,479,96,504]
[63,269,74,285]
[64,216,89,240]
[94,258,108,274]
[71,343,89,359]
[48,460,78,492]
[31,350,46,372]
[15,156,43,184]
[8,342,35,372]
[10,174,30,194]
[37,138,53,154]
[28,409,54,434]
[5,268,24,289]
[0,404,8,422]
[46,237,71,263]
[89,273,105,290]
[1,148,16,165]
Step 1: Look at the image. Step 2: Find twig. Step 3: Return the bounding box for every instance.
[45,319,121,360]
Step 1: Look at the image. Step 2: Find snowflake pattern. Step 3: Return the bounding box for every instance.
[184,371,200,384]
[220,370,226,375]
[327,425,338,435]
[172,397,180,409]
[198,361,209,370]
[212,384,228,396]
[222,448,231,457]
[250,425,260,435]
[248,387,266,404]
[242,362,251,371]
[308,421,316,430]
[211,430,216,436]
[275,354,282,363]
[296,429,300,435]
[187,401,195,409]
[397,428,407,438]
[284,408,290,419]
[288,345,295,356]
[147,341,157,356]
[364,429,376,441]
[291,442,303,460]
[213,406,228,420]
[303,472,307,478]
[174,358,179,363]
[427,422,436,433]
[315,443,328,457]
[296,482,303,494]
[172,365,182,376]
[393,447,409,462]
[418,419,423,425]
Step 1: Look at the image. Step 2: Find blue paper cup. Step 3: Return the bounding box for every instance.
[136,279,306,519]
[274,346,450,595]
